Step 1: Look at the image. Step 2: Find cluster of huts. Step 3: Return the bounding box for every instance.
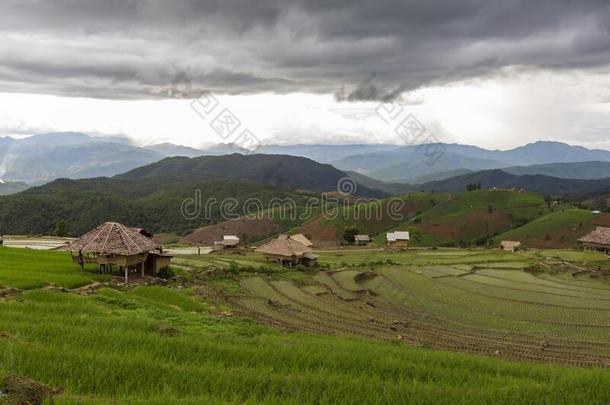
[56,220,610,284]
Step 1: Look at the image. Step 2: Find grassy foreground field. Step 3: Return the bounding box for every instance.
[2,247,610,403]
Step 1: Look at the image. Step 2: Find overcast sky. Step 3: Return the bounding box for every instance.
[0,0,609,149]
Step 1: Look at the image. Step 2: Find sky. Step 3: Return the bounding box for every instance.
[0,0,609,150]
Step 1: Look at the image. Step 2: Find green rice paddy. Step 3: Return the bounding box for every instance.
[2,246,610,403]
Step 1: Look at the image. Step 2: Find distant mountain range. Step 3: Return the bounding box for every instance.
[2,131,610,193]
[333,141,610,183]
[404,169,610,198]
[0,132,163,185]
[0,180,29,196]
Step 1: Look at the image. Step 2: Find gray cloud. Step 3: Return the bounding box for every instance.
[0,0,609,99]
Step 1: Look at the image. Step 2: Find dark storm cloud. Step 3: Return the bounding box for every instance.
[0,0,609,99]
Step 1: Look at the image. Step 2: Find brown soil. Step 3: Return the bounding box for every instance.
[182,216,281,245]
[592,213,610,227]
[151,323,181,337]
[418,210,512,240]
[1,375,62,405]
[296,217,337,243]
[152,233,180,244]
[417,223,459,239]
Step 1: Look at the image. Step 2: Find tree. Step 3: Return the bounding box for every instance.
[54,219,67,237]
[466,183,482,192]
[342,225,359,244]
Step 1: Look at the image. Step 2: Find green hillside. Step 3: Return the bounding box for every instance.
[296,192,448,244]
[0,177,314,236]
[295,189,555,248]
[493,208,610,248]
[391,190,550,246]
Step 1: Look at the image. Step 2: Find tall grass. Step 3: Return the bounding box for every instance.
[0,287,610,403]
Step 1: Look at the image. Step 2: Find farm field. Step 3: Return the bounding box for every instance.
[2,247,610,403]
[494,209,610,248]
[231,248,610,366]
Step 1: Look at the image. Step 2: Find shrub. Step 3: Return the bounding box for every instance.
[524,264,544,274]
[227,261,240,274]
[156,267,175,279]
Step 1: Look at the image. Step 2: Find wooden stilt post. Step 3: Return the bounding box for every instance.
[78,251,84,272]
[141,261,145,278]
[124,266,128,284]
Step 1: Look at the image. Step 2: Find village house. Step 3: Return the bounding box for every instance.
[60,222,172,282]
[500,240,521,252]
[386,231,410,247]
[223,235,240,247]
[256,234,319,267]
[289,233,313,247]
[213,235,240,251]
[578,227,610,255]
[354,234,370,246]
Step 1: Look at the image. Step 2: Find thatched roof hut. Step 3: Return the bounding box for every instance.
[255,234,317,266]
[61,222,157,256]
[578,227,610,254]
[289,233,313,247]
[60,222,170,282]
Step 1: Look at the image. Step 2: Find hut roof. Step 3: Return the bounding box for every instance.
[60,222,158,256]
[394,231,410,240]
[500,240,521,250]
[255,234,313,258]
[129,227,154,238]
[289,233,313,247]
[578,227,610,245]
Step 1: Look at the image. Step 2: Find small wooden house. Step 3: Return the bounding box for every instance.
[256,234,318,267]
[223,235,240,247]
[60,222,172,282]
[499,240,521,252]
[386,231,410,247]
[578,227,610,255]
[354,234,370,246]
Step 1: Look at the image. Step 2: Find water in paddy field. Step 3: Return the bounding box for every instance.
[2,237,73,250]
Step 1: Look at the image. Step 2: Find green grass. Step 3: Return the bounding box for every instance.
[2,288,610,404]
[494,208,595,247]
[2,247,610,403]
[0,247,108,289]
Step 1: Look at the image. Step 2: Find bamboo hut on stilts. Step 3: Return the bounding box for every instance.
[60,222,172,283]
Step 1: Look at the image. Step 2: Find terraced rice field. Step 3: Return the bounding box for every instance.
[232,250,610,366]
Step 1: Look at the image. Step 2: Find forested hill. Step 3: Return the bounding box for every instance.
[0,176,315,236]
[116,154,386,198]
